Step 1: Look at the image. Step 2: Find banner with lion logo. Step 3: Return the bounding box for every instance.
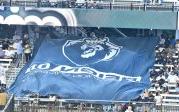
[9,36,158,101]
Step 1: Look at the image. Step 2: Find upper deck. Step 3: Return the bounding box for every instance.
[0,1,178,30]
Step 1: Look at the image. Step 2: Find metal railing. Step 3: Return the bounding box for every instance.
[2,94,14,112]
[0,0,178,11]
[5,55,24,88]
[3,85,179,112]
[13,97,158,112]
[5,96,179,112]
[0,96,176,112]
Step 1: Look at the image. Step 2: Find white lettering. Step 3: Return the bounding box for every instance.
[37,63,50,70]
[25,63,141,82]
[25,64,37,74]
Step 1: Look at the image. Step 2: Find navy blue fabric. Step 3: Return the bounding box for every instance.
[9,36,158,101]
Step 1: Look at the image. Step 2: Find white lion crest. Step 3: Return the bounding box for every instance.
[62,37,123,66]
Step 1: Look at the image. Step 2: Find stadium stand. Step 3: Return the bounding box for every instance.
[0,0,179,112]
[0,25,179,112]
[0,0,178,12]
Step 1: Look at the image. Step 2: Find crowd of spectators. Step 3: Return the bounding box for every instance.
[0,0,102,9]
[1,0,177,11]
[39,0,107,9]
[0,29,33,93]
[0,27,35,110]
[129,33,179,107]
[0,33,32,62]
[0,26,179,111]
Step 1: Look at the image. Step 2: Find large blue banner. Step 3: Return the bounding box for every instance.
[9,36,158,101]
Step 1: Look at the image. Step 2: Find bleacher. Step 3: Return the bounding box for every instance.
[79,27,179,111]
[145,33,179,111]
[0,26,179,112]
[0,25,34,111]
[0,0,178,111]
[0,0,178,12]
[0,59,13,69]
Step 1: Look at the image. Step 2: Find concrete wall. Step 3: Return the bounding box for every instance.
[0,7,177,30]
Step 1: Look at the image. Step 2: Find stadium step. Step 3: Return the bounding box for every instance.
[6,59,25,88]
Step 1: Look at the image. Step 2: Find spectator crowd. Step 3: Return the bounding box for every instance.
[131,33,179,106]
[0,26,179,111]
[0,29,33,100]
